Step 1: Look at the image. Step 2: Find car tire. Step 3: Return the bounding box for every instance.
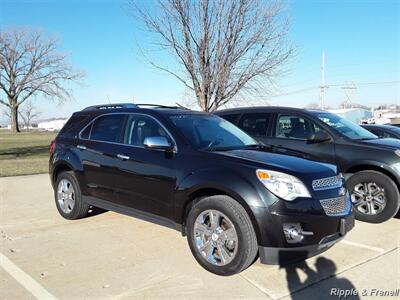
[54,171,90,220]
[347,170,400,223]
[186,195,258,276]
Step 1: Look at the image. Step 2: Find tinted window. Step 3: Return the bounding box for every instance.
[125,115,170,147]
[80,124,91,139]
[366,128,383,137]
[275,114,321,140]
[382,131,398,139]
[221,114,239,124]
[239,113,269,137]
[90,115,125,143]
[169,114,257,150]
[60,114,89,137]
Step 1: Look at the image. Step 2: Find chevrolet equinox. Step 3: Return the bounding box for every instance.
[49,103,354,275]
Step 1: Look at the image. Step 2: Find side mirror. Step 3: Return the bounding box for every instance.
[308,131,331,143]
[143,136,173,151]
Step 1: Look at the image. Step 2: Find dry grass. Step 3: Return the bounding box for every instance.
[0,130,55,177]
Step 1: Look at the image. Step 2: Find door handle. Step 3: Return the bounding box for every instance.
[77,145,86,150]
[117,154,130,160]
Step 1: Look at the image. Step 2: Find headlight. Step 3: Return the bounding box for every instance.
[256,169,311,201]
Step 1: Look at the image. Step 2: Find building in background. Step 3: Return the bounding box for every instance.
[37,119,68,131]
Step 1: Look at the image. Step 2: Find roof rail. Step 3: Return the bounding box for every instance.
[82,103,137,111]
[135,103,189,110]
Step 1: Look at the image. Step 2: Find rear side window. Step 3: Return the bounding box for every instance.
[238,113,269,137]
[220,114,239,124]
[90,115,126,143]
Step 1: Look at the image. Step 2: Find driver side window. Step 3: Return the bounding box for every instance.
[275,114,321,140]
[124,115,171,147]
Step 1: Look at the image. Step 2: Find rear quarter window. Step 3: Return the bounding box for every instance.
[59,114,90,138]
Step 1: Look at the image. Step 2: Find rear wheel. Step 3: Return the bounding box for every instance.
[55,171,90,220]
[186,195,258,276]
[347,170,400,223]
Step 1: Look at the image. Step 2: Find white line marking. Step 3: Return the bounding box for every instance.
[0,253,58,300]
[342,240,385,253]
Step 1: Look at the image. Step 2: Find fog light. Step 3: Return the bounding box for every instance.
[283,223,313,244]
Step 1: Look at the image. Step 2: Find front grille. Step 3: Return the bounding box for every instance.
[320,196,349,216]
[312,175,343,191]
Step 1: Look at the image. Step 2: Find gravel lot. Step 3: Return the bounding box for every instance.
[1,174,399,299]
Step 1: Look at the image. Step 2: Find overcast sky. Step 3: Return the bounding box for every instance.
[0,0,399,123]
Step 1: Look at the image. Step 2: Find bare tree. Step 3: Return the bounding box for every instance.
[0,29,83,133]
[19,101,41,131]
[1,101,40,131]
[133,0,293,111]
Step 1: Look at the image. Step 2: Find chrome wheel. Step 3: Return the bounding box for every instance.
[57,179,75,214]
[351,182,386,215]
[193,209,238,266]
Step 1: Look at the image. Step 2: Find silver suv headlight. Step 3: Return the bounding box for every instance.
[256,169,311,201]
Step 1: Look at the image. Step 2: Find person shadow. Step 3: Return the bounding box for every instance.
[283,256,360,300]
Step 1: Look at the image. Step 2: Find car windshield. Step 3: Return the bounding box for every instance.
[313,112,377,140]
[169,114,258,150]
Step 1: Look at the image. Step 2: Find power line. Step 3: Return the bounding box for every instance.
[265,80,400,98]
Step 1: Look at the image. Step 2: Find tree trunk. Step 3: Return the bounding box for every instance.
[10,104,20,133]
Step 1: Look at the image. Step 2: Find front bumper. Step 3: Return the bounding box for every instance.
[258,214,354,265]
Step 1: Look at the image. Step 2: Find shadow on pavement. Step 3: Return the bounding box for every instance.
[87,206,108,217]
[283,257,360,300]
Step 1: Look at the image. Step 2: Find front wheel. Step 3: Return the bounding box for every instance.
[186,195,258,276]
[347,170,400,223]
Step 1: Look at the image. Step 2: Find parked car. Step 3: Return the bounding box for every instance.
[361,124,400,139]
[216,107,400,223]
[50,103,353,276]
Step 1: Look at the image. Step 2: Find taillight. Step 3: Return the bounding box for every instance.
[50,139,56,155]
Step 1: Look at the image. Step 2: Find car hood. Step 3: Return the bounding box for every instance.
[214,149,338,179]
[360,138,400,150]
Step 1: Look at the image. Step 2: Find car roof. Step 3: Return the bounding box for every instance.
[215,106,326,114]
[78,103,213,117]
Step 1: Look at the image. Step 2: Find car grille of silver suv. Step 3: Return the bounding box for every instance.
[320,196,349,216]
[312,174,343,191]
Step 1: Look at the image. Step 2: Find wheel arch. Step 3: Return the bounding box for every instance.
[52,162,74,185]
[180,186,264,245]
[345,164,400,192]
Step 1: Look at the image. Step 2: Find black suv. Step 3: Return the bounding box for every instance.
[216,107,400,223]
[50,104,353,275]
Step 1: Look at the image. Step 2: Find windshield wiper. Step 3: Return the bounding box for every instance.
[356,137,377,141]
[243,144,265,150]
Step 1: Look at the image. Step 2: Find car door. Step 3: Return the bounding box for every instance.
[268,113,336,164]
[113,114,177,219]
[77,114,127,202]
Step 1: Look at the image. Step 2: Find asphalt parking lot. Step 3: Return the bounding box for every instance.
[1,174,399,300]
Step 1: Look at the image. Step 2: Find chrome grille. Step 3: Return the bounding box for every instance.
[312,175,343,191]
[320,196,349,216]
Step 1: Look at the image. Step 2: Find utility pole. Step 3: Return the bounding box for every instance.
[319,50,327,109]
[341,82,357,108]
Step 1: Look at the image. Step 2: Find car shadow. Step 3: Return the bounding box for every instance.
[282,256,360,300]
[87,206,108,217]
